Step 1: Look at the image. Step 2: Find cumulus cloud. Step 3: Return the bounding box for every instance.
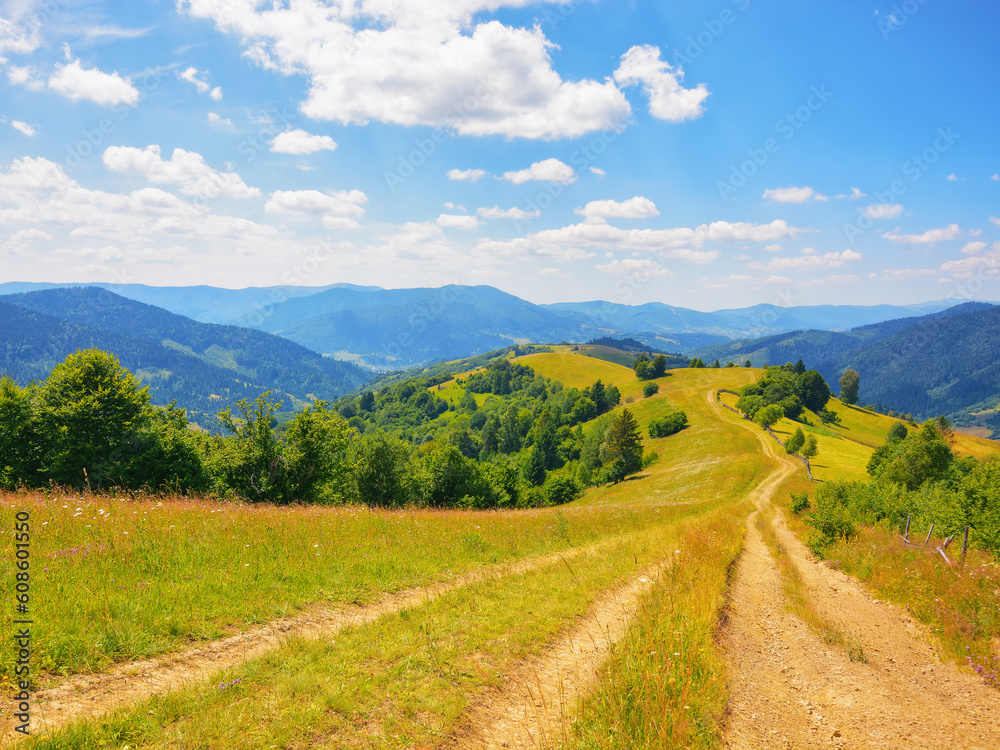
[178,67,222,99]
[0,10,41,54]
[265,189,367,229]
[447,168,487,182]
[939,243,1000,279]
[477,206,540,220]
[863,203,904,219]
[179,0,632,139]
[590,167,606,176]
[48,55,140,106]
[883,224,962,244]
[881,268,938,281]
[10,120,35,136]
[762,186,827,203]
[961,241,987,255]
[595,258,672,276]
[750,248,862,271]
[613,44,708,121]
[501,158,575,185]
[270,128,338,155]
[576,196,659,220]
[207,112,233,127]
[437,213,480,230]
[102,145,260,199]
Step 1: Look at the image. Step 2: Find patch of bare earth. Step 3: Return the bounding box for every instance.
[2,540,628,742]
[713,391,1000,749]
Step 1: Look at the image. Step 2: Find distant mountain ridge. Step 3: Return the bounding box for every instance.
[0,288,372,427]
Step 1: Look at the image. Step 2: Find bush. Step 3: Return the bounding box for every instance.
[790,492,810,514]
[642,382,659,398]
[648,412,688,438]
[543,473,582,506]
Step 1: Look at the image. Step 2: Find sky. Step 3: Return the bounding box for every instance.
[0,0,998,311]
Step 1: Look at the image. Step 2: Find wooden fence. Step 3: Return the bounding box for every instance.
[899,515,971,566]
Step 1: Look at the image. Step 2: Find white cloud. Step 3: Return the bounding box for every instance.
[883,224,962,244]
[946,173,958,181]
[180,1,632,139]
[590,167,606,177]
[102,145,260,199]
[764,244,783,252]
[477,206,540,220]
[799,274,862,287]
[750,248,862,272]
[863,203,904,219]
[961,241,987,255]
[501,158,575,185]
[10,120,35,136]
[48,56,140,106]
[613,44,708,122]
[992,174,999,181]
[0,10,41,54]
[576,196,659,220]
[207,112,233,127]
[762,186,827,204]
[179,67,209,93]
[595,258,672,276]
[265,189,367,229]
[447,168,487,182]
[437,213,480,230]
[881,268,938,281]
[991,217,1000,227]
[848,187,866,200]
[939,243,1000,279]
[210,86,222,101]
[270,129,338,155]
[475,218,798,264]
[6,64,43,90]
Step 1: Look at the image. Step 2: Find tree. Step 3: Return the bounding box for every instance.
[755,404,784,429]
[36,349,152,489]
[350,432,414,507]
[633,353,653,380]
[283,402,354,504]
[796,371,831,413]
[786,427,805,454]
[793,359,806,375]
[839,369,860,406]
[522,445,547,486]
[0,378,39,489]
[600,409,644,483]
[800,434,819,459]
[211,392,287,502]
[651,354,668,378]
[643,382,659,398]
[877,420,953,490]
[649,412,688,438]
[458,388,478,412]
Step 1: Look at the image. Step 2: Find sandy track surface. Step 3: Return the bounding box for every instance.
[443,561,667,750]
[710,390,1000,749]
[4,539,628,742]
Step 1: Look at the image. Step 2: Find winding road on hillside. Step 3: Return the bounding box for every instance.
[708,390,1000,749]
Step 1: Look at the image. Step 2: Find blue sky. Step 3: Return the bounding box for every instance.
[1,0,998,310]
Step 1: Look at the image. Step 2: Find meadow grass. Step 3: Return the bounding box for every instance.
[0,492,683,682]
[19,501,716,750]
[567,502,749,750]
[817,526,1000,687]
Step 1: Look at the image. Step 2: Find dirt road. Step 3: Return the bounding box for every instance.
[709,390,1000,749]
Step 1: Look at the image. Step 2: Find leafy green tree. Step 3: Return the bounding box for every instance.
[793,359,806,375]
[522,445,547,486]
[755,404,784,429]
[796,371,832,412]
[779,395,804,420]
[600,408,644,483]
[569,396,597,425]
[283,401,354,504]
[839,369,860,406]
[648,412,688,438]
[651,354,668,378]
[532,409,559,469]
[127,402,210,493]
[498,403,524,453]
[736,394,767,419]
[543,473,581,506]
[633,353,653,380]
[458,388,478,412]
[877,420,953,490]
[800,434,819,459]
[887,422,909,442]
[786,427,806,454]
[211,392,288,502]
[36,349,152,489]
[350,432,414,507]
[0,378,39,489]
[359,391,375,412]
[643,382,659,398]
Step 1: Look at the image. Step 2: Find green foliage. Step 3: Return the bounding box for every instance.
[282,402,354,504]
[210,393,288,503]
[800,434,819,459]
[648,412,688,438]
[797,370,832,412]
[348,432,416,507]
[790,491,811,514]
[0,377,39,488]
[819,408,840,425]
[754,404,784,429]
[875,420,953,490]
[785,427,805,455]
[839,369,860,405]
[542,473,582,506]
[803,487,857,556]
[599,409,644,484]
[36,350,153,489]
[642,382,659,398]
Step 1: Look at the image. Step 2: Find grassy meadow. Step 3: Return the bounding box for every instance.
[4,349,999,748]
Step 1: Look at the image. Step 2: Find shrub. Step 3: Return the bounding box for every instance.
[648,412,688,438]
[790,492,810,514]
[642,382,659,398]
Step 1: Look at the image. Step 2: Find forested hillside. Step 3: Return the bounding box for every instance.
[0,288,371,426]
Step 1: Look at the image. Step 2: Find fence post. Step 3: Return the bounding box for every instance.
[962,526,970,557]
[904,515,911,542]
[922,523,934,548]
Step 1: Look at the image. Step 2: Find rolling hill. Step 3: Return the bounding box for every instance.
[0,288,373,427]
